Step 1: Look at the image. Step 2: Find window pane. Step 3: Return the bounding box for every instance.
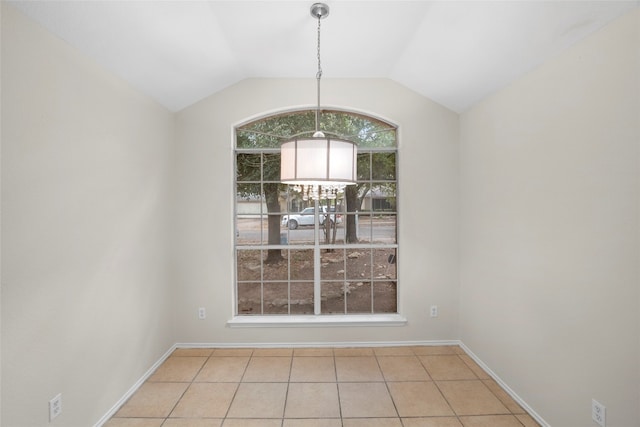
[237,183,263,212]
[290,282,314,314]
[321,281,346,314]
[357,153,370,181]
[346,249,372,281]
[237,250,261,281]
[346,281,372,314]
[376,248,397,280]
[369,183,396,212]
[237,282,261,314]
[263,282,289,314]
[236,130,286,149]
[264,250,288,281]
[284,185,306,213]
[236,216,283,246]
[371,153,396,180]
[371,214,396,244]
[291,250,314,280]
[321,249,345,281]
[283,225,316,245]
[373,281,397,313]
[263,153,281,182]
[237,153,262,181]
[262,183,285,215]
[354,214,396,244]
[237,111,316,148]
[352,213,369,242]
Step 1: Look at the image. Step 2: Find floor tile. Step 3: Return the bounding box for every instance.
[419,355,478,380]
[103,419,164,427]
[162,420,222,427]
[411,346,460,355]
[222,420,282,427]
[293,348,334,356]
[459,414,525,426]
[342,418,403,426]
[170,383,238,418]
[481,379,525,413]
[226,382,288,418]
[437,380,510,416]
[336,356,384,382]
[339,382,397,418]
[377,356,431,381]
[107,346,540,427]
[148,356,207,382]
[374,346,415,356]
[459,355,491,380]
[402,417,463,427]
[212,348,254,357]
[333,347,374,356]
[290,356,336,382]
[516,414,542,426]
[242,356,291,382]
[172,348,214,357]
[283,420,342,427]
[387,381,454,417]
[252,348,294,356]
[114,382,188,418]
[195,356,249,382]
[284,382,340,418]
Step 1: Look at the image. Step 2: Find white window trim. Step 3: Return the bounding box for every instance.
[234,110,399,321]
[227,314,407,328]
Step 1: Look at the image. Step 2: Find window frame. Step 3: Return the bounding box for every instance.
[230,109,406,327]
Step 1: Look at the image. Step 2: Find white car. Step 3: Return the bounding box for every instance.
[282,206,342,230]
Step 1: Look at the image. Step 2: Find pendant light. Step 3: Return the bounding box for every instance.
[280,3,357,201]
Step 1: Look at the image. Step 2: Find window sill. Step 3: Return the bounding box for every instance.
[227,314,407,328]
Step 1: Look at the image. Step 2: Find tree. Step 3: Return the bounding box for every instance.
[237,109,396,250]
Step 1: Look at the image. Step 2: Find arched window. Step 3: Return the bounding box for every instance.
[235,109,397,316]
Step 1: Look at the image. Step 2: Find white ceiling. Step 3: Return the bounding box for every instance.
[9,1,638,113]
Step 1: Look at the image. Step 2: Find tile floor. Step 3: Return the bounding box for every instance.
[105,346,541,427]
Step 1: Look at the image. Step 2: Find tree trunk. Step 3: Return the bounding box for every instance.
[345,186,359,243]
[264,183,284,263]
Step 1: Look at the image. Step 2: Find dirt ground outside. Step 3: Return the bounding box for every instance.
[237,247,397,315]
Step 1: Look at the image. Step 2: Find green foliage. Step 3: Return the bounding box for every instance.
[236,109,397,246]
[236,109,396,149]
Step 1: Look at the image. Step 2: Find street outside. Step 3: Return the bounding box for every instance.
[236,216,396,245]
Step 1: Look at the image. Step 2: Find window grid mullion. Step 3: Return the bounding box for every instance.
[235,110,397,317]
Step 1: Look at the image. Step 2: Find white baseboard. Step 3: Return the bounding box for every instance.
[93,344,177,427]
[175,339,459,348]
[458,341,550,427]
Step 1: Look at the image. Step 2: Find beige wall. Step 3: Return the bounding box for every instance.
[3,1,638,426]
[172,78,460,344]
[1,4,176,426]
[459,9,639,427]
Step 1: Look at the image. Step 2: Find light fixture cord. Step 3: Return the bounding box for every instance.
[315,13,322,135]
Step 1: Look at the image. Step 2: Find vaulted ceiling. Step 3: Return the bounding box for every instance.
[9,1,638,113]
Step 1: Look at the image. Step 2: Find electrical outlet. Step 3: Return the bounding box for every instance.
[198,307,206,319]
[49,393,62,421]
[592,399,606,427]
[430,305,438,317]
